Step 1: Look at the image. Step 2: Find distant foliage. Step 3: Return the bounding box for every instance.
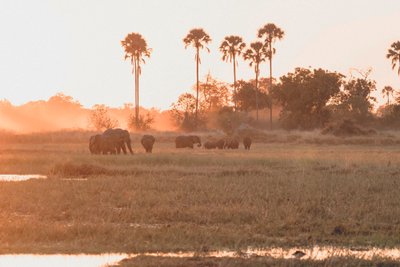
[198,74,230,112]
[274,68,344,129]
[171,93,205,131]
[330,71,377,124]
[214,106,249,135]
[378,104,400,128]
[233,80,270,112]
[127,112,154,131]
[89,104,119,131]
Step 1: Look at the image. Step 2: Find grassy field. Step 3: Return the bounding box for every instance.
[0,132,399,262]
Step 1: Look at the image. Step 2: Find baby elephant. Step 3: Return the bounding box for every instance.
[141,135,156,153]
[243,136,252,150]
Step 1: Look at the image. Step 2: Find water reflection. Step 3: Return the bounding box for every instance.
[1,246,400,266]
[0,174,47,181]
[131,246,400,261]
[0,253,127,267]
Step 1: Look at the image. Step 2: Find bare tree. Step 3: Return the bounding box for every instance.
[89,104,119,131]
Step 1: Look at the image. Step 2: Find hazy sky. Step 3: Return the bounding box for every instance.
[0,0,399,110]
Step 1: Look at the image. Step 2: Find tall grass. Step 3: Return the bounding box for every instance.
[0,140,399,254]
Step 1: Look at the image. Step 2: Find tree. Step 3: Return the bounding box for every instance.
[233,80,269,112]
[386,41,400,76]
[258,23,285,129]
[127,112,154,131]
[121,33,152,129]
[48,93,82,108]
[198,73,230,112]
[382,86,395,105]
[330,71,377,124]
[275,68,344,129]
[89,104,119,131]
[171,93,200,131]
[219,35,246,110]
[243,42,267,121]
[183,28,211,128]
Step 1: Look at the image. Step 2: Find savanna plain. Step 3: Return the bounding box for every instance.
[0,131,400,266]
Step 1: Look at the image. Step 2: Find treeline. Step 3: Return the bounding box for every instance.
[121,24,399,132]
[170,68,400,132]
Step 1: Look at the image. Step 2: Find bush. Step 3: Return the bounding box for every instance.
[50,163,110,177]
[321,120,376,137]
[128,112,155,131]
[212,107,250,135]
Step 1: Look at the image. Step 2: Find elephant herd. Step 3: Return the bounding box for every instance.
[89,128,155,155]
[89,128,252,155]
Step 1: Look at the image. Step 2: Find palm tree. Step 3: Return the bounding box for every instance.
[382,86,395,105]
[219,35,246,110]
[258,23,285,129]
[183,28,211,128]
[387,41,400,77]
[121,33,151,129]
[243,41,267,121]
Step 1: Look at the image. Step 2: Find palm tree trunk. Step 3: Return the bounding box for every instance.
[255,65,259,121]
[135,58,140,129]
[195,47,199,128]
[269,41,273,130]
[233,54,237,111]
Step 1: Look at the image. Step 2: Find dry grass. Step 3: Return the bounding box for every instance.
[0,133,399,257]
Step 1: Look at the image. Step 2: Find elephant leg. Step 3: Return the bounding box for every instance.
[120,142,127,154]
[116,144,122,154]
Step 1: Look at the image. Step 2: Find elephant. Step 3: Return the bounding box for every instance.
[175,135,201,148]
[215,139,225,149]
[204,140,217,149]
[89,134,102,154]
[102,128,133,154]
[224,138,239,149]
[204,139,225,149]
[141,135,156,153]
[89,134,117,155]
[243,136,252,150]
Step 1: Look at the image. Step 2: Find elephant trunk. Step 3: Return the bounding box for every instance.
[126,140,134,154]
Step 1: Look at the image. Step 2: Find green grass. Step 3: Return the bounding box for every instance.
[0,139,399,256]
